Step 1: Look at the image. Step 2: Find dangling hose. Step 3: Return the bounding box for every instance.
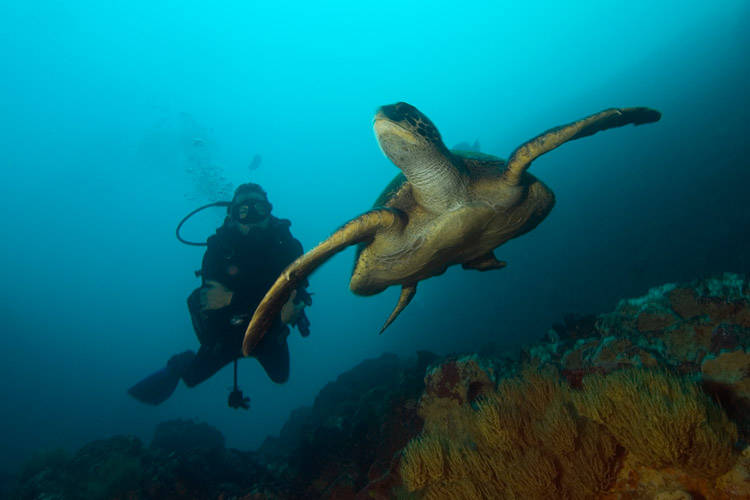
[175,201,231,246]
[233,359,239,392]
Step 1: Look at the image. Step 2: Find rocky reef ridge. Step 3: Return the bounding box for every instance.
[9,273,750,500]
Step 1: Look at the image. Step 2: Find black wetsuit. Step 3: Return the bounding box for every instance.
[182,216,305,386]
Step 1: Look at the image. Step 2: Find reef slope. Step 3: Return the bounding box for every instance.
[9,273,750,500]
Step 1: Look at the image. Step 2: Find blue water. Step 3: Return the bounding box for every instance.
[0,0,748,475]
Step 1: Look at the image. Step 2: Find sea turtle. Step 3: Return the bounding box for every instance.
[242,102,661,355]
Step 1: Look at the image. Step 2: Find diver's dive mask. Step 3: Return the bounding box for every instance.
[230,198,272,224]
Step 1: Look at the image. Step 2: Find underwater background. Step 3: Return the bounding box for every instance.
[0,0,748,482]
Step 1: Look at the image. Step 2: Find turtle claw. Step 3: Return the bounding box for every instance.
[462,252,507,271]
[380,283,417,334]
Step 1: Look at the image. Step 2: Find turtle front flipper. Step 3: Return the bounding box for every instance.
[502,107,662,186]
[242,208,407,356]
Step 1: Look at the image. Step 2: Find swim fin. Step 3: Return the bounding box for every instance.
[127,350,195,405]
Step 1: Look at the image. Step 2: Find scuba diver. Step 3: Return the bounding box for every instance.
[128,183,312,409]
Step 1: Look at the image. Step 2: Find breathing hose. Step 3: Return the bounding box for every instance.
[175,201,231,246]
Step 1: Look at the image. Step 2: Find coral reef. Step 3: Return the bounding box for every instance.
[9,273,750,499]
[10,422,271,500]
[151,418,226,454]
[398,364,740,499]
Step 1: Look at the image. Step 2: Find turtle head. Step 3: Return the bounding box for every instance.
[373,102,447,162]
[373,103,467,212]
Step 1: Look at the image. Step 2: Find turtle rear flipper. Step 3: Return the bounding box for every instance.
[242,208,407,356]
[379,283,417,334]
[462,251,507,271]
[502,107,662,186]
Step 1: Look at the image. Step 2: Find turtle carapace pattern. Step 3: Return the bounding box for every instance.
[242,102,661,355]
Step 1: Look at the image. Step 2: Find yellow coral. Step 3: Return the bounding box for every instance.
[573,367,738,479]
[401,365,739,499]
[401,435,446,490]
[401,366,619,500]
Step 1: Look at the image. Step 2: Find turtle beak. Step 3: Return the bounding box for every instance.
[373,116,418,147]
[373,105,412,137]
[373,106,398,124]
